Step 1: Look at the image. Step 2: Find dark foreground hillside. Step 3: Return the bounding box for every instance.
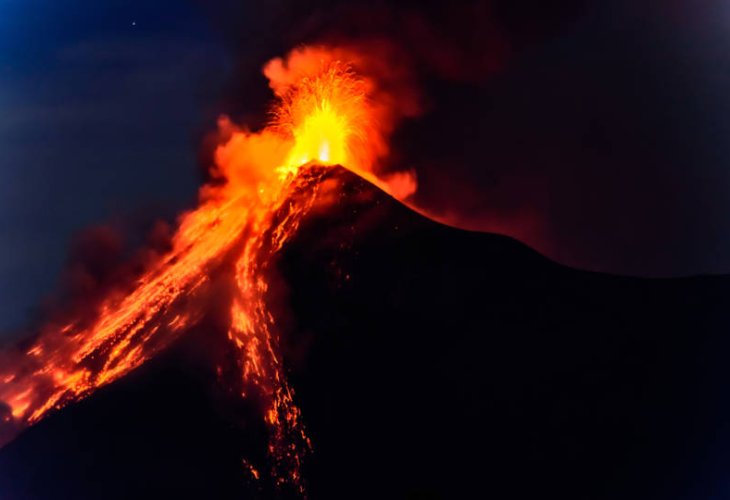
[2,168,729,499]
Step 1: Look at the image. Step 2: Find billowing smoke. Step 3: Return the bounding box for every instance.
[198,0,730,277]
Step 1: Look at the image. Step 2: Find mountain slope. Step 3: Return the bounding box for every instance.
[2,167,729,499]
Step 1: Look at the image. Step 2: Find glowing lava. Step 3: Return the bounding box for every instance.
[0,45,415,492]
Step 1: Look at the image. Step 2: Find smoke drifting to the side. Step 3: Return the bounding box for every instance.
[201,0,730,277]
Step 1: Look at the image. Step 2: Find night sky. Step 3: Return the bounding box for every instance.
[0,1,226,332]
[3,0,730,334]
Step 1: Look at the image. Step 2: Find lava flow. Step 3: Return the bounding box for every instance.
[0,46,415,491]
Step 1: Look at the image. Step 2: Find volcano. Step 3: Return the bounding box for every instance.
[1,167,729,499]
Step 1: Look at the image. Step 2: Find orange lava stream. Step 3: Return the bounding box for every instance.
[0,45,412,491]
[0,194,252,425]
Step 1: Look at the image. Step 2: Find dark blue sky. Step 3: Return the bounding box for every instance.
[0,0,228,331]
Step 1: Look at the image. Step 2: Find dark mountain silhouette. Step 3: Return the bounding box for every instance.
[1,168,729,499]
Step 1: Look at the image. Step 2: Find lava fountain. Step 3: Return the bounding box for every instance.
[0,45,417,492]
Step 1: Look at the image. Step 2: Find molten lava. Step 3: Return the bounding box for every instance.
[0,46,415,492]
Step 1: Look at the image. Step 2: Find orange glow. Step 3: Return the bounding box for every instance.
[273,60,368,174]
[0,44,414,491]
